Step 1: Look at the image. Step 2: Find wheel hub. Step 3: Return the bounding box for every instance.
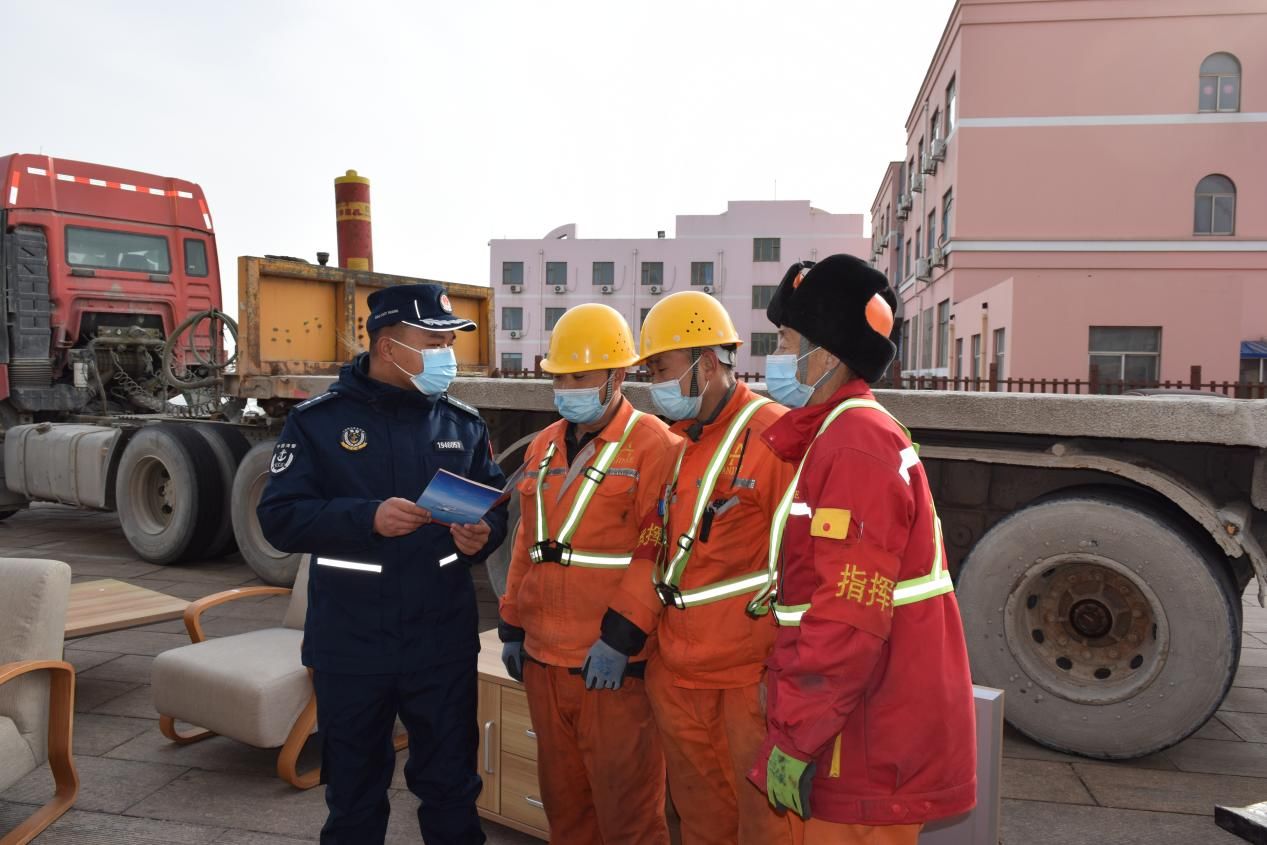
[1007,554,1169,705]
[1070,598,1113,639]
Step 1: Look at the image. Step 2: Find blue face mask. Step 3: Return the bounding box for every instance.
[650,360,705,421]
[391,339,457,396]
[553,381,612,425]
[765,348,837,409]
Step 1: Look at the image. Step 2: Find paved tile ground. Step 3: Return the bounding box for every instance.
[2,503,1265,843]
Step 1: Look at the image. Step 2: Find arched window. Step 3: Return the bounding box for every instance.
[1194,174,1236,235]
[1199,53,1241,113]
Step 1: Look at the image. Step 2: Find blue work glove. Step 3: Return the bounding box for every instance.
[501,641,524,683]
[581,639,629,690]
[767,745,815,819]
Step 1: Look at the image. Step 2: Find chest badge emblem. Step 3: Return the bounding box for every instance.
[340,427,368,451]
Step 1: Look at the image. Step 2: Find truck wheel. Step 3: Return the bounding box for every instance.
[116,424,225,565]
[482,435,537,598]
[957,490,1240,759]
[483,493,520,598]
[231,440,303,586]
[192,424,251,559]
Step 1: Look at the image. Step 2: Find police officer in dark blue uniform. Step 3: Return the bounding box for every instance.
[258,283,508,845]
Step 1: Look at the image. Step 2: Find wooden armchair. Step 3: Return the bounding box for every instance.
[151,556,405,788]
[0,558,78,845]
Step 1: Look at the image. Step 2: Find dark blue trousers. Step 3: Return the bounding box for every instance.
[313,661,486,845]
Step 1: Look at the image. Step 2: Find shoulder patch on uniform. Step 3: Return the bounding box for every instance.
[440,394,480,417]
[293,392,338,412]
[271,441,298,474]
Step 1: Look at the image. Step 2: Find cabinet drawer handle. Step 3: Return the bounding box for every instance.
[525,728,537,740]
[524,795,544,809]
[482,720,496,774]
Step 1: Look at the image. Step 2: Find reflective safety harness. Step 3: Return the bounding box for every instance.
[529,410,644,568]
[747,398,955,623]
[654,397,772,609]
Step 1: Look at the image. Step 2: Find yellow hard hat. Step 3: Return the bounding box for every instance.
[540,303,640,374]
[638,291,743,362]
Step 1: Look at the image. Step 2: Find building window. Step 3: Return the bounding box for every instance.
[917,137,925,170]
[931,109,942,141]
[942,189,953,243]
[909,313,919,368]
[1199,53,1241,113]
[501,307,523,332]
[545,261,567,286]
[641,261,664,286]
[544,307,566,331]
[640,307,651,327]
[954,337,964,379]
[751,285,776,310]
[500,353,523,372]
[970,334,982,381]
[751,332,778,357]
[592,261,614,286]
[946,77,957,134]
[915,227,922,260]
[899,320,912,370]
[1242,357,1265,384]
[1194,174,1236,235]
[691,261,714,286]
[993,328,1006,381]
[937,299,950,368]
[184,239,209,277]
[753,238,781,262]
[927,211,937,256]
[921,307,934,370]
[904,239,912,279]
[502,261,524,286]
[1089,327,1161,389]
[894,237,904,283]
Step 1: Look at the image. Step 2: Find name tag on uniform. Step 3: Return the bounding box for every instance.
[434,440,465,451]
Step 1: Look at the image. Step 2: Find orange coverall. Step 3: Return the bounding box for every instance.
[500,396,679,844]
[646,382,796,845]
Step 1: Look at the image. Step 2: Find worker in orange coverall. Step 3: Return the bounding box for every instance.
[749,254,977,845]
[497,303,678,844]
[636,290,795,845]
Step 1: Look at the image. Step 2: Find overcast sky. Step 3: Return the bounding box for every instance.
[5,0,951,308]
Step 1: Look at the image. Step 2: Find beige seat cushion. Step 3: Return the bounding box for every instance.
[151,628,310,749]
[0,558,71,765]
[0,715,37,792]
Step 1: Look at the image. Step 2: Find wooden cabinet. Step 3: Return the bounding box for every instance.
[476,629,549,840]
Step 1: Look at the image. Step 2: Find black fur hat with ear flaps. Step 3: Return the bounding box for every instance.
[766,253,898,384]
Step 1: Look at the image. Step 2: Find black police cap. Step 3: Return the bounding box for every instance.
[366,284,477,333]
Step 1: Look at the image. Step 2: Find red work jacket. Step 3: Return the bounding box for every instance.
[749,380,977,826]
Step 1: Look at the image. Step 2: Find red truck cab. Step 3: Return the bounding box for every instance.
[0,153,221,412]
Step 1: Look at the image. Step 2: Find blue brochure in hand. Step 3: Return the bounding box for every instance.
[416,469,506,526]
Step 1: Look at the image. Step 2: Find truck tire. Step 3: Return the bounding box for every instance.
[231,440,304,586]
[482,433,538,598]
[116,424,225,565]
[192,424,251,559]
[957,490,1240,759]
[484,492,520,598]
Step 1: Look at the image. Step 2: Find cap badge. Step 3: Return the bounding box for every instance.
[439,294,454,314]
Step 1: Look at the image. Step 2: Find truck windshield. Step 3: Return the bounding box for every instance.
[66,226,171,274]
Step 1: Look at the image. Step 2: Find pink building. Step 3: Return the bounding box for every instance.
[870,0,1267,389]
[489,201,869,374]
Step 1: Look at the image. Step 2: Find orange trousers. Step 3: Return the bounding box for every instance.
[521,660,669,845]
[646,659,794,845]
[791,818,923,845]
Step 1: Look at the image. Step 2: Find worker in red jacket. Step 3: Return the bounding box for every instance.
[748,254,977,845]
